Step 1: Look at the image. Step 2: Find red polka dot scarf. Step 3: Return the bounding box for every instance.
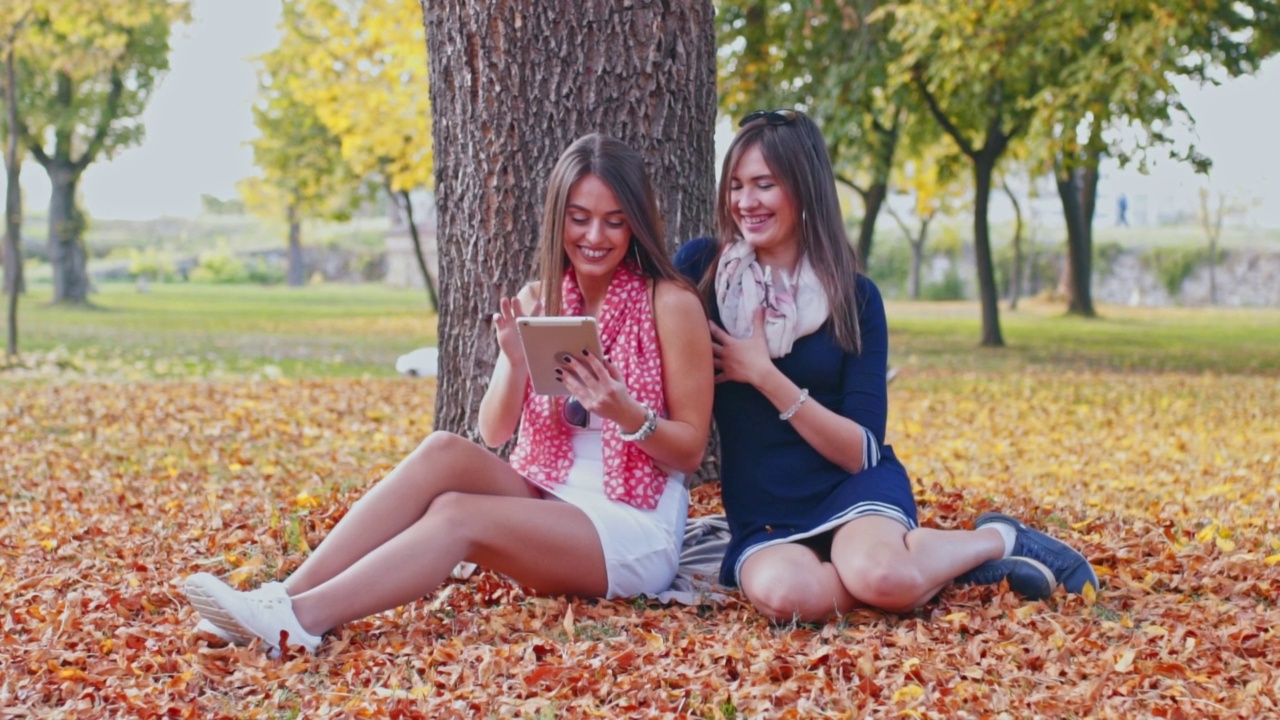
[509,261,669,510]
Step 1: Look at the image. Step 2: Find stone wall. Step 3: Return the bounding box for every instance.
[1094,249,1280,307]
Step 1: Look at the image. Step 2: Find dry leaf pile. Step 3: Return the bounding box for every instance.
[2,372,1278,718]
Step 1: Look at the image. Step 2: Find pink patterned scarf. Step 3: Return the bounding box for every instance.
[509,261,669,510]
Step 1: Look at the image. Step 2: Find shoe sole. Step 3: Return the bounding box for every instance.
[194,618,235,644]
[958,557,1055,601]
[183,574,270,649]
[1004,557,1055,601]
[977,513,1099,594]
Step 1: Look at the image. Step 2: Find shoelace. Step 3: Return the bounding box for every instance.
[957,562,1006,585]
[1015,537,1077,578]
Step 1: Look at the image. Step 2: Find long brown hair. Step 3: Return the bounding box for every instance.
[535,134,690,315]
[698,112,863,353]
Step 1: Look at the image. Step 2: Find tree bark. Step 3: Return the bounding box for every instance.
[1003,180,1023,309]
[422,0,717,444]
[395,188,439,311]
[4,35,21,356]
[973,154,1004,346]
[856,181,886,266]
[286,202,304,287]
[883,201,930,301]
[47,166,89,304]
[1056,163,1097,317]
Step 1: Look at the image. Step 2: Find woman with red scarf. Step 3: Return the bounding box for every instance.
[183,135,713,654]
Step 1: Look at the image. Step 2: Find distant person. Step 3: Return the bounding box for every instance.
[676,109,1097,622]
[182,134,713,654]
[1117,194,1129,226]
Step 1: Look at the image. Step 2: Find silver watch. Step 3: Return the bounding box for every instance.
[618,404,658,442]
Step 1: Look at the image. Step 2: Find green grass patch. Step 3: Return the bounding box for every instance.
[887,298,1280,375]
[5,281,435,380]
[6,282,1278,382]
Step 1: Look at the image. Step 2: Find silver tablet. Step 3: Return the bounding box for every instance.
[516,316,604,395]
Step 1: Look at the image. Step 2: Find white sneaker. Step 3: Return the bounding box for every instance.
[184,573,322,654]
[192,582,288,644]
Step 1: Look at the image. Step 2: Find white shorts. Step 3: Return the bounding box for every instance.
[537,422,688,599]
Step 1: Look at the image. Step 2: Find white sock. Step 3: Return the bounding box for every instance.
[989,523,1017,558]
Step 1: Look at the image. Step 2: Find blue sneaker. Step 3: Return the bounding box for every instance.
[976,513,1098,594]
[954,557,1055,601]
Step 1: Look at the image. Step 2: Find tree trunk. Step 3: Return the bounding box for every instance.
[47,167,89,304]
[973,156,1004,347]
[422,0,717,443]
[286,202,304,287]
[856,181,886,265]
[396,188,439,311]
[1003,180,1023,310]
[1208,233,1218,305]
[1056,164,1097,317]
[908,240,923,301]
[5,34,21,356]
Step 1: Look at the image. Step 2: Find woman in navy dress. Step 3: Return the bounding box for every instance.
[676,110,1096,622]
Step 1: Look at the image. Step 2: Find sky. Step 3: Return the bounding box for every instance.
[20,1,1280,229]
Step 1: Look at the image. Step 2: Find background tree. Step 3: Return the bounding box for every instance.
[882,148,962,300]
[718,0,914,263]
[17,0,188,304]
[2,2,34,357]
[1001,178,1025,309]
[1197,188,1251,305]
[422,0,717,442]
[240,18,371,287]
[885,0,1093,346]
[284,0,439,308]
[1034,0,1280,317]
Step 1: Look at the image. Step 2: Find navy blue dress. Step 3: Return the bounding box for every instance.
[676,237,919,587]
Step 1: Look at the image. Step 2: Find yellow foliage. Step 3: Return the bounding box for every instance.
[282,0,433,192]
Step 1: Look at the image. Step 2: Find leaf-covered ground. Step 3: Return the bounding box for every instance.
[3,372,1278,718]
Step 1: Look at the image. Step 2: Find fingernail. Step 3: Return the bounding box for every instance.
[582,349,590,356]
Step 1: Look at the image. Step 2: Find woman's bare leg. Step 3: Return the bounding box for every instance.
[283,431,539,595]
[738,543,858,623]
[830,516,1005,612]
[289,491,608,634]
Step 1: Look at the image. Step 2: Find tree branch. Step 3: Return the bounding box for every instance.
[913,71,976,158]
[835,172,868,201]
[72,69,124,174]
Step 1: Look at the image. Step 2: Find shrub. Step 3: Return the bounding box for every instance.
[864,240,912,298]
[127,247,180,282]
[1141,246,1222,299]
[245,257,285,284]
[921,268,966,301]
[189,246,249,284]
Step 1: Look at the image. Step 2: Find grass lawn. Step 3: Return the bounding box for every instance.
[6,281,1279,381]
[886,297,1280,376]
[5,281,436,379]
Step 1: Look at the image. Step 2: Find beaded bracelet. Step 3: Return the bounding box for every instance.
[779,388,809,421]
[619,404,659,442]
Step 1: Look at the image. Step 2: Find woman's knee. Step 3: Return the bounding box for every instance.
[414,429,472,457]
[841,558,926,612]
[742,565,838,623]
[424,490,473,525]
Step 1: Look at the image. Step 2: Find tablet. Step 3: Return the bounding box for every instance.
[516,316,604,396]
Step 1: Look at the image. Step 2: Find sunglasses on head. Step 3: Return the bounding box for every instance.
[739,109,799,127]
[562,395,589,428]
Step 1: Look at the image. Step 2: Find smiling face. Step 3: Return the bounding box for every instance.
[562,173,632,285]
[728,143,800,271]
